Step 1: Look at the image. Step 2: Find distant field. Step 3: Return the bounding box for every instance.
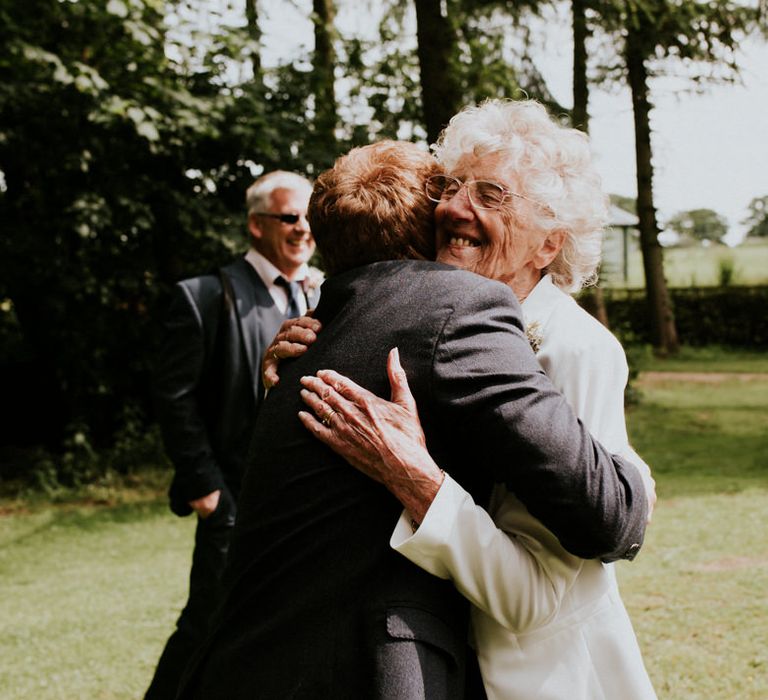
[603,240,768,288]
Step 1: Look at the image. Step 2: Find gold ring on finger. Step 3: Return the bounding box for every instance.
[322,409,336,427]
[271,349,279,360]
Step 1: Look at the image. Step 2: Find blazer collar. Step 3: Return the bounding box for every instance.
[223,257,285,402]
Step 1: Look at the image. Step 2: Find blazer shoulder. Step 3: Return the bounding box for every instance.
[408,262,519,307]
[177,256,256,306]
[178,270,221,296]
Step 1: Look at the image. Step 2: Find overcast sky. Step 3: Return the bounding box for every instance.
[549,35,768,245]
[260,1,766,244]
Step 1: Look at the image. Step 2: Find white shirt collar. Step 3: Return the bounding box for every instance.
[244,248,310,315]
[244,248,309,287]
[520,274,559,327]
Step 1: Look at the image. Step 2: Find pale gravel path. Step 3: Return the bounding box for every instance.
[639,371,768,383]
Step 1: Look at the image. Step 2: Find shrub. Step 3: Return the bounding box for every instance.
[717,256,736,287]
[579,286,768,348]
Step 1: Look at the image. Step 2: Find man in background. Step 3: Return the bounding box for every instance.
[144,170,320,699]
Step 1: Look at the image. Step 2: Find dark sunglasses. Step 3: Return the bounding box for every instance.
[255,212,302,225]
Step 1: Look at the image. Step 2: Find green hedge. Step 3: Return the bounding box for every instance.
[579,286,768,348]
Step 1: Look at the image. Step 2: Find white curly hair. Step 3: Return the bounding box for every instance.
[432,99,608,293]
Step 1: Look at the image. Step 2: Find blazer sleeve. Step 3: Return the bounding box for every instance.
[389,310,649,632]
[429,281,647,562]
[391,475,581,633]
[153,281,226,514]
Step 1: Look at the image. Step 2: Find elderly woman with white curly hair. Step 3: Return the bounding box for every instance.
[272,98,657,699]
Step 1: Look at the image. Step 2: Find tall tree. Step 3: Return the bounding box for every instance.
[569,0,611,326]
[245,0,263,83]
[618,0,753,353]
[742,195,768,238]
[667,208,728,243]
[312,0,339,148]
[624,11,679,352]
[345,0,562,146]
[571,0,590,132]
[414,0,463,143]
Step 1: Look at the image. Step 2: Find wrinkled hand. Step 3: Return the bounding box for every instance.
[262,314,322,390]
[298,348,444,524]
[189,489,220,519]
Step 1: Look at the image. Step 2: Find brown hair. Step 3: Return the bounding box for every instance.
[308,141,439,275]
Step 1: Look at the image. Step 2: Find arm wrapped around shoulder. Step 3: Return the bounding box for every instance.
[431,279,648,562]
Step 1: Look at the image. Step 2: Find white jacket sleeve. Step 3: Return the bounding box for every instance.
[391,474,583,632]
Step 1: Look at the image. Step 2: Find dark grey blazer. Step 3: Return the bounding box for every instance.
[179,260,647,699]
[154,256,319,515]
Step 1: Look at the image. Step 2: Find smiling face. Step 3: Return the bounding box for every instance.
[248,186,315,279]
[434,153,563,301]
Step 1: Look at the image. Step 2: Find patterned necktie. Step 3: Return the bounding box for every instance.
[275,276,302,318]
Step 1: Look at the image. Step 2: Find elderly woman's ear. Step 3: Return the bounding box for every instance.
[533,230,567,271]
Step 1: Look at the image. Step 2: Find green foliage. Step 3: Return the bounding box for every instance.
[666,208,729,243]
[1,0,763,472]
[581,286,768,348]
[0,406,166,495]
[601,0,756,71]
[717,255,736,286]
[452,1,565,112]
[339,0,566,146]
[0,0,239,449]
[742,195,768,238]
[0,0,327,460]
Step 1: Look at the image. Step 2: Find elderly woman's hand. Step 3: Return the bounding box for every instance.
[262,314,323,390]
[298,348,445,525]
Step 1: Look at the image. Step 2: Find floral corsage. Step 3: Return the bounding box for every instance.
[525,321,543,354]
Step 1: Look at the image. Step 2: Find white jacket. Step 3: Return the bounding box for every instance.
[391,276,656,700]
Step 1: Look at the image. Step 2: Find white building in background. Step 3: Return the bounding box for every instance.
[601,205,639,286]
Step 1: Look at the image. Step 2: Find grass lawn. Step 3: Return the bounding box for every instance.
[631,345,768,375]
[1,369,767,699]
[0,489,194,699]
[620,372,768,699]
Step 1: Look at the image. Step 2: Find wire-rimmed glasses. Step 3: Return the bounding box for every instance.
[425,174,542,211]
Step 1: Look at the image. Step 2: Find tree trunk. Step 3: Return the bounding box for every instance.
[414,0,463,144]
[571,0,609,327]
[312,0,338,146]
[245,0,263,83]
[625,26,679,354]
[571,0,589,132]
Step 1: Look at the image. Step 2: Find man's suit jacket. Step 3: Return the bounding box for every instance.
[154,256,319,514]
[179,260,648,699]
